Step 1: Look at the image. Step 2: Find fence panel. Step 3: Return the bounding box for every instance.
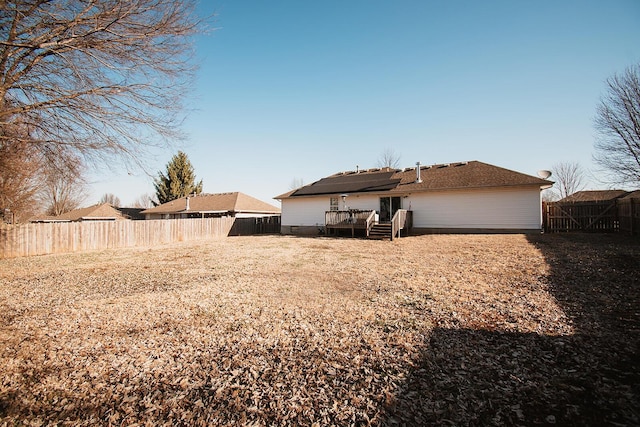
[0,217,236,259]
[618,199,639,235]
[544,200,639,235]
[229,216,281,236]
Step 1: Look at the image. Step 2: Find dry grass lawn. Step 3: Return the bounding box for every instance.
[0,234,638,426]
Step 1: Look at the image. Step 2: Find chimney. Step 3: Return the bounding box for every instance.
[185,196,190,211]
[416,162,423,183]
[356,165,359,173]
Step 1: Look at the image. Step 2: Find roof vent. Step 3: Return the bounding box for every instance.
[185,196,190,211]
[416,162,423,183]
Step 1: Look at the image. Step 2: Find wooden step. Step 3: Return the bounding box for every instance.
[369,223,392,239]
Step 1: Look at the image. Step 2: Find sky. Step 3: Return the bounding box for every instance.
[89,0,640,207]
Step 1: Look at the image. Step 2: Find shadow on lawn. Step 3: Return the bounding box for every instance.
[382,233,639,426]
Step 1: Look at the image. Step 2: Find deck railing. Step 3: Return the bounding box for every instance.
[325,210,375,237]
[391,209,412,240]
[325,210,374,226]
[365,210,376,237]
[325,209,412,239]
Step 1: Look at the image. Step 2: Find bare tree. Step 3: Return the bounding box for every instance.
[549,162,585,200]
[0,138,43,222]
[376,148,401,169]
[0,0,206,171]
[99,193,121,207]
[289,177,304,190]
[594,63,640,186]
[40,157,88,216]
[130,193,157,209]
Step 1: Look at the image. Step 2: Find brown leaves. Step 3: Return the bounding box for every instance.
[0,234,638,425]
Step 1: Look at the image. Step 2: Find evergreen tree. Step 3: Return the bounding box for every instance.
[154,151,203,204]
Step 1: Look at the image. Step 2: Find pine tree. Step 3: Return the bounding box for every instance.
[154,151,203,204]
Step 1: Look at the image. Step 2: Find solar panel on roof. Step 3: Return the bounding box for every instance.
[292,171,401,196]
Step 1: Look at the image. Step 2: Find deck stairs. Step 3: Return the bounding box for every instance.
[368,223,392,240]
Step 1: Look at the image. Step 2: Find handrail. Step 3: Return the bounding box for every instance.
[391,209,408,241]
[365,210,376,237]
[325,209,371,226]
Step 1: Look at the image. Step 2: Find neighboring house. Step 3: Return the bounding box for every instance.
[557,190,629,203]
[116,207,146,220]
[32,203,129,222]
[141,192,281,220]
[621,190,640,200]
[275,160,553,236]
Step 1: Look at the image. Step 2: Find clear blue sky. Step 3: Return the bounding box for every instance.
[90,0,640,207]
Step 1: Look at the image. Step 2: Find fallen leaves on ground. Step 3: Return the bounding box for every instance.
[0,233,638,426]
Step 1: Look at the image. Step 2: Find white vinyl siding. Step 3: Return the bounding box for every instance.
[281,194,380,226]
[281,187,542,230]
[406,187,542,230]
[281,197,328,226]
[341,194,380,211]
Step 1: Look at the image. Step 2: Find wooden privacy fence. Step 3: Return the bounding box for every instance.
[0,217,236,259]
[228,216,281,236]
[543,199,639,234]
[618,199,640,234]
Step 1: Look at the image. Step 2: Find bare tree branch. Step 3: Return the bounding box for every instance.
[0,0,207,170]
[130,192,156,209]
[551,161,586,200]
[99,193,121,207]
[38,153,88,216]
[0,132,43,222]
[289,177,304,191]
[594,63,640,187]
[376,148,401,169]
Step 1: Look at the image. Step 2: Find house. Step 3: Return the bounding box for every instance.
[31,203,129,222]
[557,190,629,203]
[275,161,553,237]
[141,192,281,220]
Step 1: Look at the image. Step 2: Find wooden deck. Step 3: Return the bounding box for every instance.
[325,210,412,239]
[325,210,373,237]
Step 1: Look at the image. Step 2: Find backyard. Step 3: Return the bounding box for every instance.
[0,233,638,426]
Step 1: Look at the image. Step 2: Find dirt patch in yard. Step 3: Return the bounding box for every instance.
[0,234,638,426]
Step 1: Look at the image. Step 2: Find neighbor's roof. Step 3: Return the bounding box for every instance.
[620,190,640,200]
[116,207,145,220]
[276,161,552,199]
[32,203,127,222]
[558,190,629,203]
[141,192,281,215]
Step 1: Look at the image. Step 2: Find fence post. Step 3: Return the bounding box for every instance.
[631,198,636,235]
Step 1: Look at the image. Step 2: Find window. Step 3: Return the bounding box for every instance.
[330,197,339,211]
